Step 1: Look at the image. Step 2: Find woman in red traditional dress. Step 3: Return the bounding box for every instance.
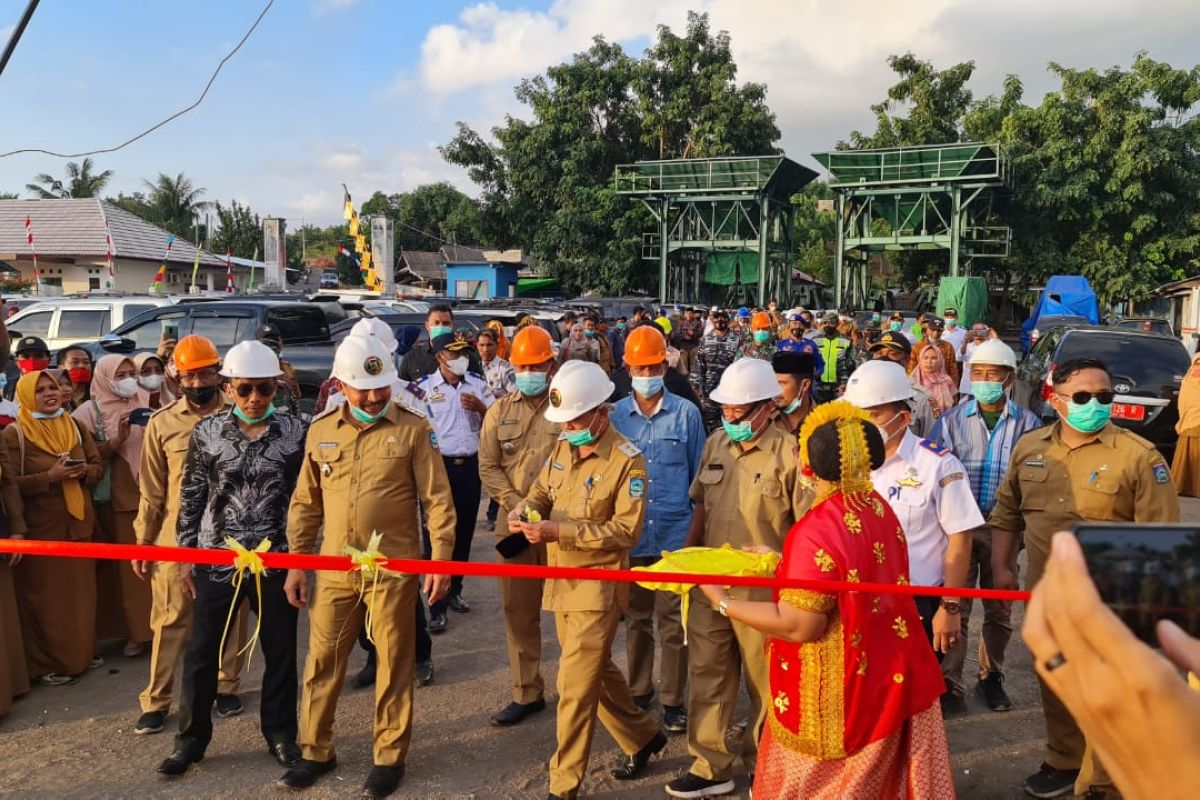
[700,401,954,798]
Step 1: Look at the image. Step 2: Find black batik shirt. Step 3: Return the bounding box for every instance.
[176,410,308,579]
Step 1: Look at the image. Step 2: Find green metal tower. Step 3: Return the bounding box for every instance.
[613,155,817,306]
[812,142,1011,309]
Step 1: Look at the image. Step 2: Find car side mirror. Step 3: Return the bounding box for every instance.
[98,334,136,353]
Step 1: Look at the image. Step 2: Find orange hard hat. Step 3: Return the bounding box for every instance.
[751,311,772,330]
[173,335,220,372]
[624,325,668,367]
[509,326,555,366]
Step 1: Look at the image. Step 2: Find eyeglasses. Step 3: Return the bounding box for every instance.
[1058,390,1115,405]
[234,381,277,398]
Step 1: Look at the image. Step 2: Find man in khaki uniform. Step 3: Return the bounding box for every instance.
[478,326,560,727]
[990,357,1179,800]
[131,335,246,734]
[668,358,812,799]
[511,360,664,800]
[279,334,456,800]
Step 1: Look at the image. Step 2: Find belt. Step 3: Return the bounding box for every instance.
[443,454,478,466]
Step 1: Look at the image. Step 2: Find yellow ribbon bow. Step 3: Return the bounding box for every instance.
[219,537,272,668]
[344,531,389,646]
[632,545,781,644]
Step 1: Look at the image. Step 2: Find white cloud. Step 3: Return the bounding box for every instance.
[322,147,366,171]
[312,0,357,14]
[1,24,14,42]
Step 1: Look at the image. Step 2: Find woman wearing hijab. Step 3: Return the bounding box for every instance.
[559,322,600,364]
[134,353,175,409]
[1,371,103,685]
[910,344,958,417]
[1171,352,1200,497]
[699,402,952,798]
[0,514,30,716]
[74,355,153,657]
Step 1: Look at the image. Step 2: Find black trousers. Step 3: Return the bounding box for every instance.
[486,498,499,525]
[422,454,482,613]
[177,569,298,755]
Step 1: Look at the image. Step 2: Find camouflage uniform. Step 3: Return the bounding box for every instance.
[690,330,741,433]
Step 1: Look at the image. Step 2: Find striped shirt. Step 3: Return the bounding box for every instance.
[930,398,1044,514]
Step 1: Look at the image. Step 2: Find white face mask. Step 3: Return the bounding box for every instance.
[138,374,164,391]
[113,377,139,399]
[446,356,469,377]
[875,411,905,444]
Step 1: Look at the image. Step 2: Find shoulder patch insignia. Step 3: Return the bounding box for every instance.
[629,477,645,498]
[429,430,439,450]
[618,441,642,458]
[1152,462,1170,484]
[939,472,964,488]
[629,468,646,479]
[919,439,949,457]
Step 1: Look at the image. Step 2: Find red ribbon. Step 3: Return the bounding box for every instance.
[0,539,1031,601]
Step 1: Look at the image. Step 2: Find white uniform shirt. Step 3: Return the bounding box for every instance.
[399,370,495,457]
[959,340,980,395]
[482,356,516,398]
[942,325,967,362]
[872,430,985,587]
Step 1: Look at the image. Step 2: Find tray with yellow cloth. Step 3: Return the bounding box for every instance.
[632,545,780,642]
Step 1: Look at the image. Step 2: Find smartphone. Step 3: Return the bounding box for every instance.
[161,320,180,341]
[129,407,154,427]
[1073,523,1200,644]
[63,458,86,467]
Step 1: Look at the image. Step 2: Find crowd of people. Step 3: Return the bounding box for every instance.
[0,299,1196,800]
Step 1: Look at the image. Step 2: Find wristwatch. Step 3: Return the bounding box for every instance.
[717,595,732,617]
[940,599,962,614]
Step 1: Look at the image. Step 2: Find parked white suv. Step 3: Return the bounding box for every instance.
[6,297,175,351]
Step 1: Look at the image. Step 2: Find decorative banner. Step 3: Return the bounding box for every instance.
[341,186,376,290]
[24,214,39,294]
[189,246,202,292]
[154,233,175,292]
[225,248,234,294]
[104,220,116,289]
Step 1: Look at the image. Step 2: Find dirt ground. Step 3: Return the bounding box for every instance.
[7,499,1194,799]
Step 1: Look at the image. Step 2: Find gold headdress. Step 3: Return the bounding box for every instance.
[798,400,875,504]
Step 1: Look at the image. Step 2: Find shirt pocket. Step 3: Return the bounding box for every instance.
[891,485,930,531]
[1017,467,1049,512]
[658,436,688,468]
[496,424,522,463]
[1076,480,1119,521]
[382,440,411,460]
[312,446,348,492]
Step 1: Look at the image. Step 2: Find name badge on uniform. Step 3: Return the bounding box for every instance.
[499,418,519,426]
[551,462,564,471]
[1025,455,1046,468]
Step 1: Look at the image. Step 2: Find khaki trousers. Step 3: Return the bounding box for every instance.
[942,528,1018,694]
[300,572,417,766]
[625,556,687,707]
[549,607,660,797]
[1027,534,1113,795]
[499,542,546,704]
[686,587,770,781]
[139,561,245,713]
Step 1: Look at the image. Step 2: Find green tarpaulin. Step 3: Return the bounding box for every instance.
[517,277,559,295]
[935,276,989,327]
[704,252,759,286]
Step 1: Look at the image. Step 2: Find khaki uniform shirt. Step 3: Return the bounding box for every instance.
[134,397,230,546]
[287,402,456,561]
[478,391,561,520]
[522,424,646,613]
[989,421,1179,580]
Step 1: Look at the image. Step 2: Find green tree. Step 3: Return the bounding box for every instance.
[792,182,836,281]
[0,191,17,200]
[25,158,114,199]
[210,200,262,259]
[846,54,976,149]
[141,173,211,238]
[360,183,485,252]
[442,12,780,294]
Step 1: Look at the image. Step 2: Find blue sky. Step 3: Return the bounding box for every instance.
[1,0,1198,229]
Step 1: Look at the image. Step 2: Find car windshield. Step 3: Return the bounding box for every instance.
[1056,333,1189,393]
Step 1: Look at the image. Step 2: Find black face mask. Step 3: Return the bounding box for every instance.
[823,326,837,337]
[714,321,729,331]
[181,384,219,407]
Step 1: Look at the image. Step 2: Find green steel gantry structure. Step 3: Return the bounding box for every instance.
[613,155,818,306]
[812,142,1011,309]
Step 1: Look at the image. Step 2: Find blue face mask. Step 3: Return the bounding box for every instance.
[752,330,770,344]
[583,329,595,338]
[889,321,903,332]
[565,428,595,447]
[31,407,65,420]
[631,375,664,398]
[515,371,548,397]
[971,381,1005,405]
[1064,397,1112,434]
[722,417,754,442]
[233,403,277,425]
[617,323,627,331]
[349,403,388,424]
[429,325,453,340]
[781,395,803,414]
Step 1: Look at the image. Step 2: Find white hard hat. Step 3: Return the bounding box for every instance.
[708,358,780,405]
[969,339,1018,369]
[349,317,399,353]
[333,333,397,390]
[220,340,282,379]
[844,360,913,408]
[544,360,614,423]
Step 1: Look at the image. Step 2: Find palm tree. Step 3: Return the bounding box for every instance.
[0,191,17,200]
[26,158,114,198]
[143,172,212,237]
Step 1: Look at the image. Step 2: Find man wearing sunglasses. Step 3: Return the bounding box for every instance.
[989,357,1179,800]
[157,341,308,778]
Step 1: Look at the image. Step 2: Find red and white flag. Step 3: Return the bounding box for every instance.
[24,215,40,293]
[226,248,234,294]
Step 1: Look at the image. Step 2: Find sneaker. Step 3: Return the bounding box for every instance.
[484,520,496,532]
[977,672,1013,712]
[662,704,688,733]
[89,655,105,669]
[36,672,77,687]
[665,773,736,798]
[215,693,244,718]
[1023,762,1080,799]
[135,710,166,735]
[940,690,968,715]
[122,641,146,658]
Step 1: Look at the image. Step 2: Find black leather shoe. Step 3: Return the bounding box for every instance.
[351,660,376,689]
[632,693,654,710]
[415,659,434,686]
[448,595,471,613]
[428,611,448,633]
[277,758,338,789]
[662,704,688,733]
[490,698,546,726]
[157,749,202,777]
[610,730,667,780]
[362,764,405,798]
[268,740,302,768]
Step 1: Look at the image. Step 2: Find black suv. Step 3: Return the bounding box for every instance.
[1012,325,1190,459]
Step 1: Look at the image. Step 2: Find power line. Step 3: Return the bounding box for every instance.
[0,0,40,82]
[0,0,274,160]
